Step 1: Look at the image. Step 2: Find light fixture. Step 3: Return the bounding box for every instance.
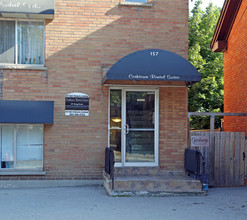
[112,117,121,123]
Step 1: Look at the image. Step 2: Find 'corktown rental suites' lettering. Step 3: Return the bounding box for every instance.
[0,0,54,17]
[0,2,41,9]
[128,74,180,80]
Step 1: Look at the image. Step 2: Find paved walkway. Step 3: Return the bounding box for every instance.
[0,185,246,220]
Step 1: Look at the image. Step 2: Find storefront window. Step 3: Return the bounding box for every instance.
[0,20,45,65]
[0,124,43,169]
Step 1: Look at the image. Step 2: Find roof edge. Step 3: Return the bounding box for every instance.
[211,40,227,52]
[210,0,243,51]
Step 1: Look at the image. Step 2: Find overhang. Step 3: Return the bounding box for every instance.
[210,0,243,52]
[0,100,54,124]
[0,0,54,19]
[102,49,201,85]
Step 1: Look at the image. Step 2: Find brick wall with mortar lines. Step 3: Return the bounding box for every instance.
[159,87,188,171]
[224,0,247,135]
[1,0,189,180]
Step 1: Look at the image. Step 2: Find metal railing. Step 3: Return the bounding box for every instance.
[105,147,115,190]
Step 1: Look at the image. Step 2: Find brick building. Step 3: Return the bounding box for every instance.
[0,0,201,187]
[211,0,247,135]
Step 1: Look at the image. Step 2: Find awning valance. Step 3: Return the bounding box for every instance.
[102,49,201,85]
[0,100,54,124]
[0,0,54,19]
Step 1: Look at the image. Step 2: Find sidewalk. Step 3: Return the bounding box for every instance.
[0,185,246,220]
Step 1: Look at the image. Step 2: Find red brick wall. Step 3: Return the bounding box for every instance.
[224,0,247,135]
[1,0,189,179]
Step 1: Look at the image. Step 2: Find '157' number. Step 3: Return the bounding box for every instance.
[150,51,159,56]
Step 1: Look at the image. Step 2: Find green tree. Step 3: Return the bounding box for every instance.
[188,0,224,129]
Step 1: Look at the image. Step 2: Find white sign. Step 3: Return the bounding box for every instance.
[191,135,209,147]
[65,93,89,117]
[65,110,89,117]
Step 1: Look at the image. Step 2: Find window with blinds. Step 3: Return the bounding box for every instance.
[0,20,45,65]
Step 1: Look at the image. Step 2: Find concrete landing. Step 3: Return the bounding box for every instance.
[103,168,206,197]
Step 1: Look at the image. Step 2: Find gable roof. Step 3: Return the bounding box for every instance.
[210,0,243,52]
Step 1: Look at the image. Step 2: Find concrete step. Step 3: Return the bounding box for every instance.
[114,166,160,175]
[103,171,206,197]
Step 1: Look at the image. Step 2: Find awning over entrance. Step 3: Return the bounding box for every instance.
[0,0,54,19]
[0,100,54,124]
[102,49,201,85]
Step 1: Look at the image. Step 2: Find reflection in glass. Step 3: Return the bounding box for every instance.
[126,92,154,129]
[110,90,122,162]
[1,125,15,168]
[110,90,122,128]
[126,131,154,162]
[110,129,121,163]
[17,21,44,64]
[0,21,15,63]
[0,125,43,169]
[109,90,156,164]
[16,125,43,169]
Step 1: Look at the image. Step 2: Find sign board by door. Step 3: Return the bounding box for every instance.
[65,93,89,116]
[191,135,209,147]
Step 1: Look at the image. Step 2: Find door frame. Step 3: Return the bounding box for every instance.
[108,87,159,167]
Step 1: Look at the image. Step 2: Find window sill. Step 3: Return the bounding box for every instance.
[119,2,153,7]
[0,170,46,176]
[0,64,47,71]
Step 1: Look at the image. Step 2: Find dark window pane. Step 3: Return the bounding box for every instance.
[110,129,121,163]
[110,90,122,128]
[126,91,154,129]
[126,131,154,162]
[0,21,15,63]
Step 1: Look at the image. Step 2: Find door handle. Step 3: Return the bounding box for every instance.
[125,124,129,135]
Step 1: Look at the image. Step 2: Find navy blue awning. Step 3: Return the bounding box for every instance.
[0,100,54,124]
[102,49,201,85]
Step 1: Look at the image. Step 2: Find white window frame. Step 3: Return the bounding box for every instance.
[0,18,45,67]
[125,0,147,3]
[108,87,159,167]
[0,124,44,170]
[120,0,152,7]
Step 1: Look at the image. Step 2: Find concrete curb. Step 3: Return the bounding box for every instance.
[0,180,103,189]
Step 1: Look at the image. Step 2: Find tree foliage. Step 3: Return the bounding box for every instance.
[188,0,224,129]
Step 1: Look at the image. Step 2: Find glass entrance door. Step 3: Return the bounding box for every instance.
[109,89,158,166]
[125,91,155,163]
